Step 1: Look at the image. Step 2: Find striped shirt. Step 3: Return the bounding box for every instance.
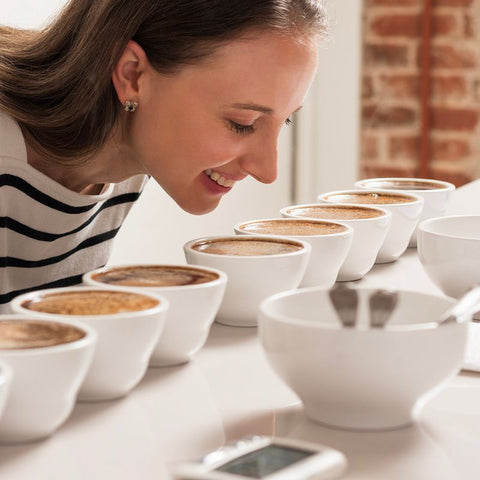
[0,112,148,312]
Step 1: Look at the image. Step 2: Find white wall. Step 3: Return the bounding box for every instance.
[293,0,363,203]
[0,0,65,28]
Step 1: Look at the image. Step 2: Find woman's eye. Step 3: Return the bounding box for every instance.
[285,117,294,127]
[229,121,255,135]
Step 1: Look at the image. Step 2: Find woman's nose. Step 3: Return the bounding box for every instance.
[239,137,278,184]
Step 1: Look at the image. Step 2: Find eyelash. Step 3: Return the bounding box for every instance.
[228,118,294,135]
[229,121,255,135]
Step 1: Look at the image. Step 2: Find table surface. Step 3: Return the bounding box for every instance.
[1,181,480,480]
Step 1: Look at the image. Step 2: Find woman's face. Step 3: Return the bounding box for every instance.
[129,30,318,214]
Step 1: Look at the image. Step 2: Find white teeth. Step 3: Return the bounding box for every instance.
[205,169,235,188]
[219,177,234,187]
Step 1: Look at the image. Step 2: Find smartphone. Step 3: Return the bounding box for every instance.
[172,435,347,480]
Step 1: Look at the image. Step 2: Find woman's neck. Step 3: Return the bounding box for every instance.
[23,127,145,194]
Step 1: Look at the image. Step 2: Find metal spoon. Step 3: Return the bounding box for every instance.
[439,285,480,325]
[369,289,398,329]
[329,283,359,328]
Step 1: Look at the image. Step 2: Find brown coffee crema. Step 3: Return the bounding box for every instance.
[91,265,219,287]
[21,290,160,315]
[239,219,348,236]
[0,319,85,349]
[286,205,385,220]
[362,180,446,191]
[192,238,303,256]
[325,192,416,205]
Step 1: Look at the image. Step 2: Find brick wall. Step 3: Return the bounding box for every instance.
[360,0,480,186]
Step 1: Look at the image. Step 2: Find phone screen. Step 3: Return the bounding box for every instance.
[214,444,315,478]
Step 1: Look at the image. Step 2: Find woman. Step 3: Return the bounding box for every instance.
[0,0,327,310]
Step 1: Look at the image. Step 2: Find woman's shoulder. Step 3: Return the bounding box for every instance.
[0,111,28,162]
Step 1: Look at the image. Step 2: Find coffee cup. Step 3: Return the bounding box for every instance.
[10,286,168,402]
[0,360,12,422]
[355,177,455,247]
[0,315,96,443]
[83,264,227,366]
[234,218,353,287]
[280,203,392,281]
[183,235,310,327]
[318,189,424,263]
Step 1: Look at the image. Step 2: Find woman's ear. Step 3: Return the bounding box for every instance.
[111,40,148,105]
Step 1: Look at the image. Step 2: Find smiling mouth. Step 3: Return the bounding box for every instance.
[204,169,235,188]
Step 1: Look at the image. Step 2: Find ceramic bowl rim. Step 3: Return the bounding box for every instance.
[10,286,169,321]
[0,314,97,356]
[183,235,311,260]
[280,203,392,223]
[355,177,455,193]
[318,189,424,207]
[419,214,480,242]
[83,263,227,292]
[260,286,457,333]
[233,217,354,239]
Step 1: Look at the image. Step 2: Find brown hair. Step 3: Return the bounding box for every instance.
[0,0,328,164]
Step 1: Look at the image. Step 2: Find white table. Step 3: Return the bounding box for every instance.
[1,183,480,480]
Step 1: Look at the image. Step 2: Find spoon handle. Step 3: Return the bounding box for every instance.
[329,283,358,328]
[440,285,480,325]
[369,289,398,329]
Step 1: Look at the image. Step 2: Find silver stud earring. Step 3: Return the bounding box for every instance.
[124,100,138,112]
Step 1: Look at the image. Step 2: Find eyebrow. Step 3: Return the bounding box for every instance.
[230,103,304,116]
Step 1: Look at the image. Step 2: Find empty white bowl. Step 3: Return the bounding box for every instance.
[259,286,468,430]
[418,215,480,298]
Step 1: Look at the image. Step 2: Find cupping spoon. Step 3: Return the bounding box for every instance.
[329,283,358,328]
[438,285,480,325]
[369,289,398,329]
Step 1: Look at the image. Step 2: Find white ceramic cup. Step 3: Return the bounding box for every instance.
[355,177,455,247]
[10,286,168,402]
[418,215,480,298]
[280,203,392,281]
[83,264,227,366]
[318,189,424,264]
[183,235,310,327]
[259,286,467,430]
[233,218,353,288]
[0,360,12,422]
[0,315,96,443]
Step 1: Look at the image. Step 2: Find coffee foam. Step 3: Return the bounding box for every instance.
[91,265,219,287]
[192,238,303,256]
[286,205,384,220]
[22,290,160,315]
[239,219,347,236]
[325,192,415,205]
[0,319,85,349]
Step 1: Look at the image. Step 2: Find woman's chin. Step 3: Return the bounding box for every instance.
[177,198,221,216]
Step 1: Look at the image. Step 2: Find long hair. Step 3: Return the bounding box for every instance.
[0,0,328,163]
